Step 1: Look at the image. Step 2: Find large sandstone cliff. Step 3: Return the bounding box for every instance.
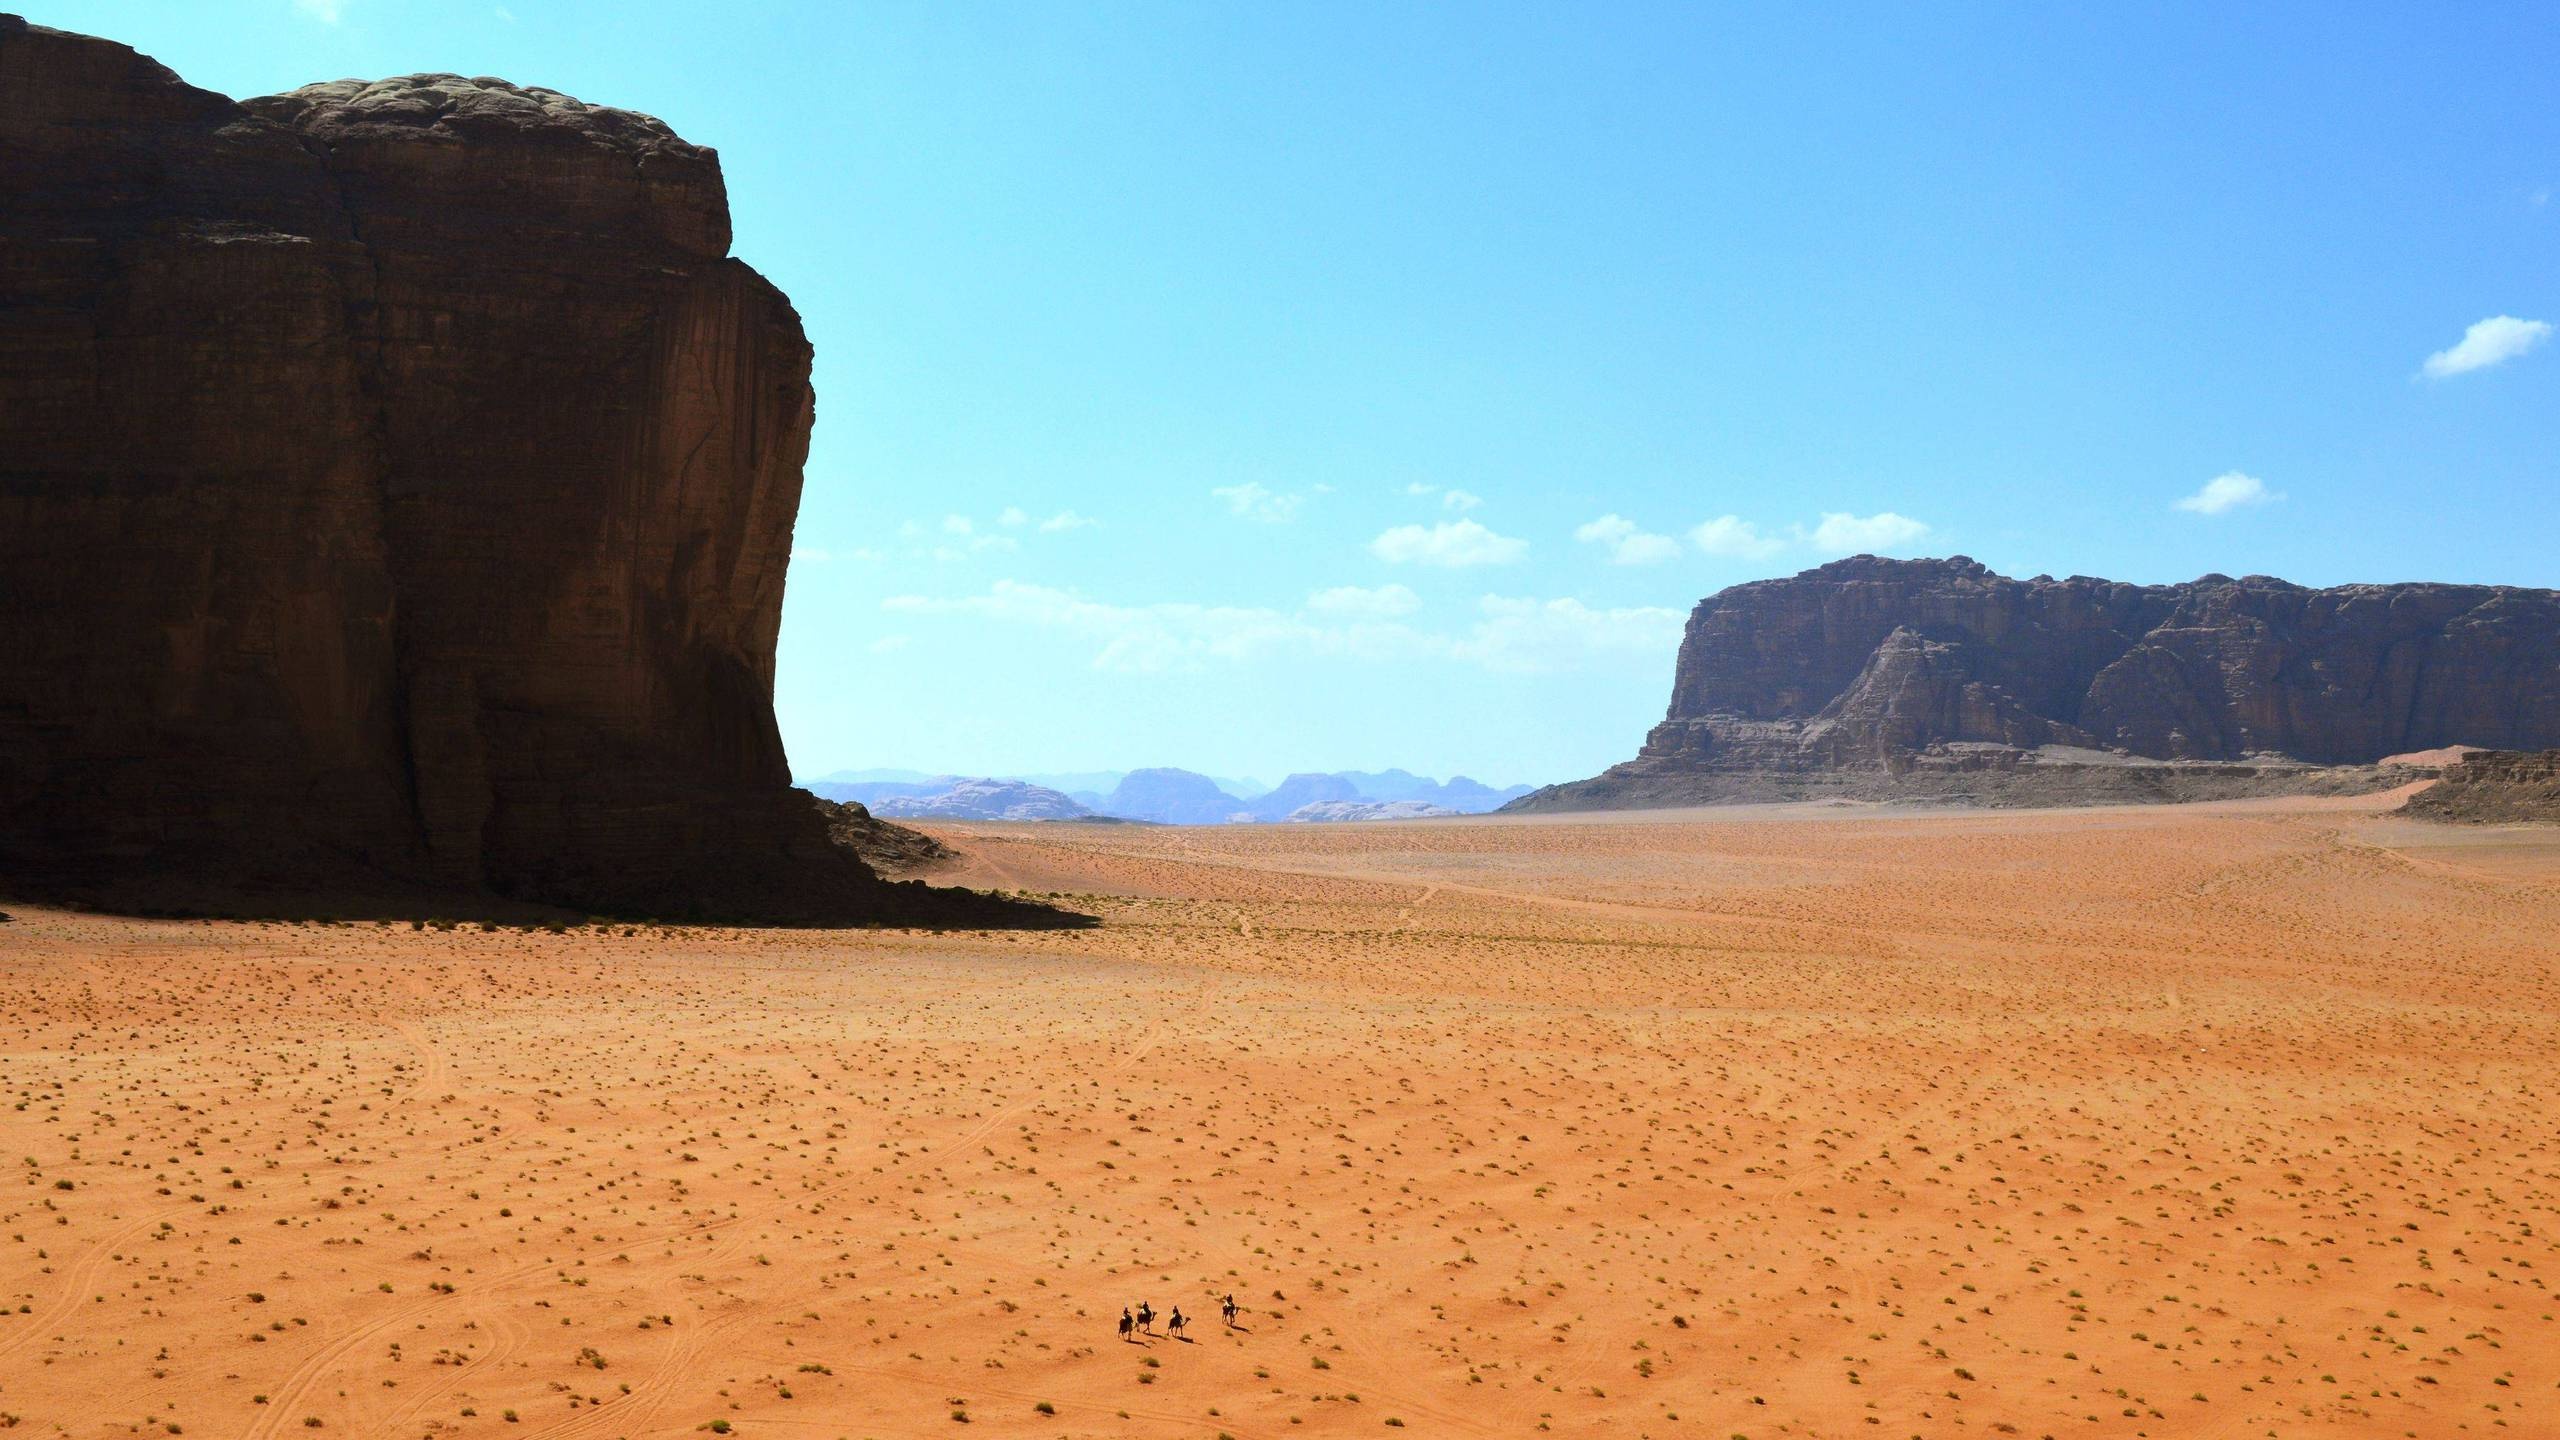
[0,18,1035,922]
[1516,556,2560,811]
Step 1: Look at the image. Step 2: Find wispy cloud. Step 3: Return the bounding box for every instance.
[884,581,1422,673]
[1452,596,1686,674]
[895,507,1095,560]
[293,0,345,21]
[1371,518,1528,567]
[1574,513,1682,565]
[1305,583,1421,620]
[2173,471,2282,516]
[1688,515,1787,559]
[1802,511,1931,555]
[1557,507,1933,563]
[1212,482,1306,524]
[884,581,1667,675]
[1403,483,1483,512]
[918,514,1018,561]
[2421,315,2551,379]
[995,504,1098,533]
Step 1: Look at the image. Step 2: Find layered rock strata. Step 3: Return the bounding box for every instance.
[1516,556,2560,811]
[2402,750,2560,824]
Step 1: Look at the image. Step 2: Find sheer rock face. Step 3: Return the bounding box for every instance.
[0,19,869,917]
[1517,556,2560,810]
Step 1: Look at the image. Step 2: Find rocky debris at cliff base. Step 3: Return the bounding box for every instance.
[2401,750,2560,824]
[1512,745,2421,813]
[810,795,955,873]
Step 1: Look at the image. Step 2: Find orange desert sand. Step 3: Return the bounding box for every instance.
[3,793,2555,1439]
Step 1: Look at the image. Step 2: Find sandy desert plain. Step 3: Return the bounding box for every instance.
[1,789,2555,1439]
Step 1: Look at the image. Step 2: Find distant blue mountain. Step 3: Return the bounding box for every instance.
[807,765,1533,823]
[1242,772,1362,821]
[1100,768,1246,825]
[869,778,1091,822]
[806,778,952,806]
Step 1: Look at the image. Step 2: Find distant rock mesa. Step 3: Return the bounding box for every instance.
[0,19,1047,923]
[1515,556,2560,811]
[870,779,1095,823]
[1284,799,1458,823]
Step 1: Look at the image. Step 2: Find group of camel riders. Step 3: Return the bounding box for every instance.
[1119,1293,1241,1341]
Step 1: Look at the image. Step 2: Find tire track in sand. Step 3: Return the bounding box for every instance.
[0,1209,174,1366]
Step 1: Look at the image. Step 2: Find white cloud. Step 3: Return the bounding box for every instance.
[294,0,345,21]
[1401,482,1483,512]
[2421,315,2551,378]
[1453,596,1687,674]
[1305,583,1421,620]
[791,546,832,564]
[2173,470,2282,516]
[1574,513,1682,566]
[1802,511,1932,555]
[867,634,912,654]
[1688,514,1787,559]
[1212,482,1305,524]
[884,581,1419,674]
[929,516,1018,560]
[905,509,1093,558]
[1370,518,1528,567]
[885,580,1669,675]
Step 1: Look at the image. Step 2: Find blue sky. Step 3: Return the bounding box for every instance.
[54,2,2560,785]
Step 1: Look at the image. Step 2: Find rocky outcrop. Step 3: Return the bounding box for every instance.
[0,19,1062,925]
[810,797,955,873]
[1516,556,2560,811]
[2402,750,2560,824]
